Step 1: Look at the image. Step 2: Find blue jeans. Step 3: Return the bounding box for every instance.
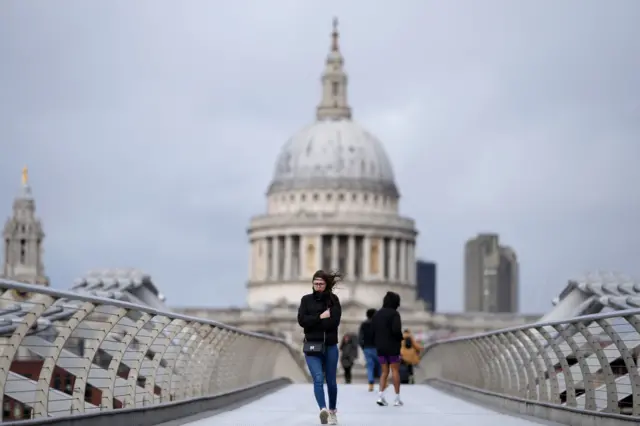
[363,347,380,384]
[305,344,338,410]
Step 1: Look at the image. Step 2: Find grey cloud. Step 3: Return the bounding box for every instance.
[1,0,639,313]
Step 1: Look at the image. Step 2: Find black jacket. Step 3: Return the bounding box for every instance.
[371,292,403,356]
[358,319,375,349]
[297,291,342,346]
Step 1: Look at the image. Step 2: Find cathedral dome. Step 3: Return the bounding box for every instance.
[267,19,399,199]
[268,120,398,197]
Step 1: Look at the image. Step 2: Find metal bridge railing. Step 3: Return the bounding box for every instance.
[421,307,640,417]
[0,279,308,422]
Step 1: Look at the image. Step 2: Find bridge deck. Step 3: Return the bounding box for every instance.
[181,384,556,425]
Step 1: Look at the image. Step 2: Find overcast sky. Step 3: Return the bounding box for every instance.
[1,1,638,314]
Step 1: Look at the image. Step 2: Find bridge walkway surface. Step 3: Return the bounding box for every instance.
[176,384,559,426]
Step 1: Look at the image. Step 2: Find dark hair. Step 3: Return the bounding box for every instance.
[311,269,343,294]
[366,308,376,319]
[382,291,401,310]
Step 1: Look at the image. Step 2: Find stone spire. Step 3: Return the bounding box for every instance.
[2,167,49,286]
[316,17,352,121]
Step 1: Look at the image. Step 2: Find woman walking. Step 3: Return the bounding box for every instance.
[339,334,358,384]
[297,270,343,424]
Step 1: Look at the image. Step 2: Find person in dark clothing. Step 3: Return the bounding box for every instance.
[339,334,358,384]
[358,308,380,391]
[297,269,343,425]
[371,291,404,407]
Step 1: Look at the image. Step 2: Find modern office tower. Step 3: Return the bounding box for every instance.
[464,233,519,313]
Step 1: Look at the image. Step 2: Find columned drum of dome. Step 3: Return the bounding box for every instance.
[247,19,418,310]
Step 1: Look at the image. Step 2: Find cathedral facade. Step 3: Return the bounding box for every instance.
[247,19,418,311]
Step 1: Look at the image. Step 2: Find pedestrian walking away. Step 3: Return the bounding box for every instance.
[297,269,343,424]
[358,308,380,391]
[371,291,404,407]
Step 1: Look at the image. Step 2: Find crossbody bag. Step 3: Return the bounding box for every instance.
[302,332,326,355]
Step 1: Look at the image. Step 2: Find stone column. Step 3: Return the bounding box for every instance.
[389,239,397,281]
[271,237,278,280]
[298,236,306,280]
[379,237,386,281]
[331,235,339,270]
[248,240,254,281]
[363,235,370,281]
[315,234,322,273]
[284,235,292,280]
[399,240,407,283]
[347,235,355,280]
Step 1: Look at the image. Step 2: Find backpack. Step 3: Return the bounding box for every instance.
[403,336,413,349]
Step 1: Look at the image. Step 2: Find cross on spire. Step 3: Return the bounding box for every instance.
[331,17,339,52]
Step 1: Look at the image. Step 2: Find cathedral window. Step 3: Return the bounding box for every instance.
[332,81,339,96]
[306,243,316,274]
[370,240,380,275]
[19,239,26,264]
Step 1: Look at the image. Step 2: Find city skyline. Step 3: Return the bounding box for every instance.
[1,1,639,313]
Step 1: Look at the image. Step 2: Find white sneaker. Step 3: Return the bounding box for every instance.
[394,397,403,406]
[328,411,338,424]
[319,408,329,424]
[376,395,388,406]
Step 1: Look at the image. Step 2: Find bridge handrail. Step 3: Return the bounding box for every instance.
[0,278,281,341]
[420,307,640,417]
[0,279,308,422]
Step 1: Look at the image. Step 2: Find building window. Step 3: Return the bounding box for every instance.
[19,239,26,264]
[370,239,380,275]
[332,82,339,96]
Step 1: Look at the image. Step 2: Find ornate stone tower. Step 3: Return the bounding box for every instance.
[2,167,49,286]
